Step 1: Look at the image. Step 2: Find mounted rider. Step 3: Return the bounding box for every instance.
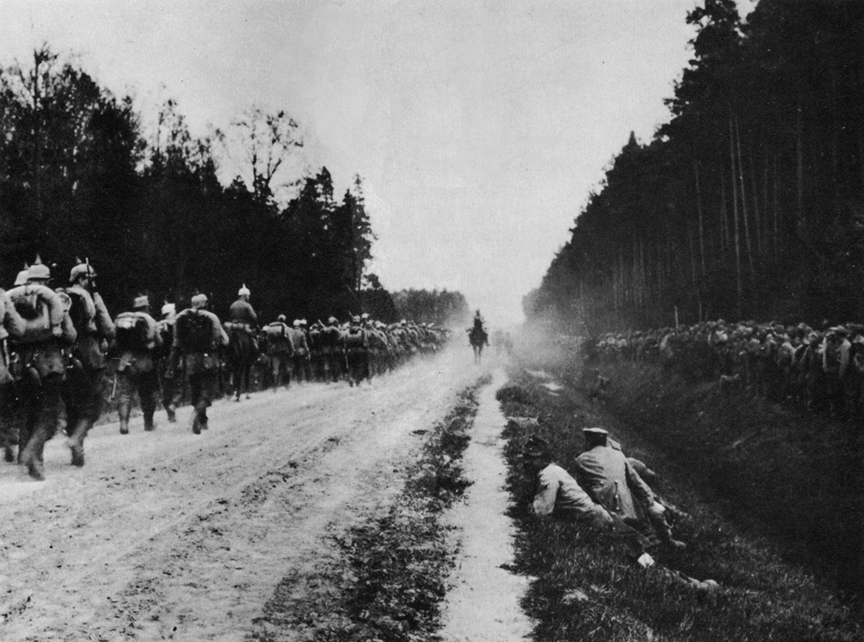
[168,293,228,434]
[114,295,162,434]
[227,284,259,348]
[62,259,115,467]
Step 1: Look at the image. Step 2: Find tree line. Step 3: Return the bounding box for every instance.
[0,45,465,326]
[525,0,864,334]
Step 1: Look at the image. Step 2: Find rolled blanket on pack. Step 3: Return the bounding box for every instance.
[6,284,67,343]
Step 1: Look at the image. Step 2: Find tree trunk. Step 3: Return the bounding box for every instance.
[730,116,743,317]
[734,116,755,280]
[694,159,706,276]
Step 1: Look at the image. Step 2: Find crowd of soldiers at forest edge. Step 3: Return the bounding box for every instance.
[589,320,864,420]
[0,258,450,481]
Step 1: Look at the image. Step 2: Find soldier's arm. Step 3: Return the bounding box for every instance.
[625,459,654,508]
[93,292,115,339]
[1,290,27,338]
[532,468,558,517]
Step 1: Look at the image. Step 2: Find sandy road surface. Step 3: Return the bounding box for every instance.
[0,348,488,641]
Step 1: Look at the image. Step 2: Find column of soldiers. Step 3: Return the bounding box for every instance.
[0,261,451,481]
[590,319,864,421]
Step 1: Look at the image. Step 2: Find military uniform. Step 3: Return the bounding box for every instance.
[169,295,228,433]
[8,261,78,479]
[343,316,370,386]
[264,316,294,389]
[157,303,181,422]
[61,262,115,467]
[114,297,162,434]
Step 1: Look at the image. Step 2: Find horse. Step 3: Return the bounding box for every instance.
[225,323,258,401]
[468,326,488,364]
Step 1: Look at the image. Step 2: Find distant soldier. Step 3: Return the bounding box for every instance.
[157,303,181,422]
[226,285,259,400]
[343,315,370,386]
[0,278,28,462]
[228,284,259,349]
[289,319,311,383]
[320,317,345,383]
[114,296,162,434]
[62,260,115,467]
[264,315,294,389]
[7,259,77,479]
[168,294,228,433]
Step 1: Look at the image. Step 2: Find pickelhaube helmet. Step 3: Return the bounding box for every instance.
[133,295,150,310]
[27,256,51,282]
[238,284,250,296]
[69,258,96,283]
[14,263,30,286]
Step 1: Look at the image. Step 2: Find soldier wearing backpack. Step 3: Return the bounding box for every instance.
[264,315,294,390]
[114,296,162,434]
[157,303,182,422]
[7,259,77,479]
[61,260,115,467]
[167,294,228,434]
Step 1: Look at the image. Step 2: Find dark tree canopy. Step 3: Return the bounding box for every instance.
[527,0,864,333]
[0,46,423,325]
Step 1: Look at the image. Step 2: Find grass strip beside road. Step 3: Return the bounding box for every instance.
[249,379,485,642]
[497,370,862,642]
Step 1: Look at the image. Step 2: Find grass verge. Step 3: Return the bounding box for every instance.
[498,362,862,642]
[249,381,484,642]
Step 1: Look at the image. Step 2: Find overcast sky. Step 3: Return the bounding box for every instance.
[3,0,716,326]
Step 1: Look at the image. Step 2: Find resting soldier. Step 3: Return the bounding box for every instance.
[7,259,77,479]
[264,314,294,389]
[522,435,614,528]
[62,260,114,467]
[168,294,228,434]
[575,427,684,553]
[114,296,162,434]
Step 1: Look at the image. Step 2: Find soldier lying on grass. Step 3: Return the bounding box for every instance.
[522,434,718,592]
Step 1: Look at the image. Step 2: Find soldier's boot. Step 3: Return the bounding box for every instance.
[142,398,156,431]
[20,428,46,481]
[118,401,131,435]
[166,403,177,423]
[3,443,14,463]
[68,419,91,467]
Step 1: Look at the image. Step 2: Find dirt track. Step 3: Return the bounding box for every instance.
[0,348,489,641]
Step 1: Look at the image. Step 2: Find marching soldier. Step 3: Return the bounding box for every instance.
[114,296,162,434]
[290,319,311,383]
[7,259,77,479]
[167,294,228,434]
[157,303,181,422]
[264,314,294,389]
[0,279,28,462]
[343,315,370,386]
[62,259,114,467]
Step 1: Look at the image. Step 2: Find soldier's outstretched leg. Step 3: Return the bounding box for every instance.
[19,377,62,481]
[140,369,160,431]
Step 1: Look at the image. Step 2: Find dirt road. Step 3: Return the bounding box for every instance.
[0,348,489,641]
